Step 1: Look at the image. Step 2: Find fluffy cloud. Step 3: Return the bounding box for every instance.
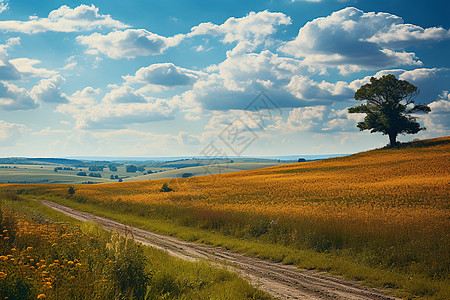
[0,81,38,110]
[204,109,282,133]
[286,106,327,131]
[67,87,100,106]
[287,76,353,101]
[279,7,445,72]
[9,58,57,78]
[77,101,176,129]
[285,106,363,132]
[77,29,184,59]
[1,39,57,80]
[57,86,178,129]
[0,59,21,80]
[0,38,21,80]
[348,68,449,103]
[0,4,128,33]
[123,63,204,86]
[31,75,68,103]
[0,120,26,147]
[0,1,7,14]
[183,50,351,111]
[102,85,147,103]
[366,24,450,47]
[0,37,19,57]
[420,91,450,134]
[189,10,291,46]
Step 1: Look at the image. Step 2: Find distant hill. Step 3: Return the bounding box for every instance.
[0,157,84,165]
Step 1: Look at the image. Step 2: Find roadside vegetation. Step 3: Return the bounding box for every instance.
[2,136,449,299]
[0,191,270,300]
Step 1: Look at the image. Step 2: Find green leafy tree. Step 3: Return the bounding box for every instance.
[126,165,137,173]
[349,74,431,147]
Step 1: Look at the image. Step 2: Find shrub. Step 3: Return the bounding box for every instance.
[160,183,173,192]
[68,186,75,195]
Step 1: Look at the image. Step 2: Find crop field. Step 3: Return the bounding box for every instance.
[3,136,449,298]
[0,164,111,184]
[0,160,289,184]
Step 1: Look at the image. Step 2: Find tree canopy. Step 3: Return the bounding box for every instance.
[348,74,431,147]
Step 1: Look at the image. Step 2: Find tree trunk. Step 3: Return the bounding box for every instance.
[388,133,397,147]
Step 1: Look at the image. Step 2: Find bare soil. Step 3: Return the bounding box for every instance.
[36,199,399,300]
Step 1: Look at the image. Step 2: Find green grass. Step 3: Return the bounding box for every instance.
[0,193,271,300]
[26,193,450,300]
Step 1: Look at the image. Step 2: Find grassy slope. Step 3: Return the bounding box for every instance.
[0,194,271,300]
[2,136,449,299]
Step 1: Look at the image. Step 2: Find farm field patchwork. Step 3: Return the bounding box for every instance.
[0,159,291,184]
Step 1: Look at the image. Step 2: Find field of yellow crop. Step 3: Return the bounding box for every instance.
[3,136,449,298]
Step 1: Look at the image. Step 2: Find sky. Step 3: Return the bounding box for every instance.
[0,0,449,158]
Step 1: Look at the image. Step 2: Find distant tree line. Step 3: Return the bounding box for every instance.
[89,166,105,171]
[54,167,73,172]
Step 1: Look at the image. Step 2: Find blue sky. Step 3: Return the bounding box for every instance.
[0,0,449,157]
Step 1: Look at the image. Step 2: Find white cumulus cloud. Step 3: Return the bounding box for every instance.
[9,58,57,78]
[124,63,204,86]
[0,4,128,33]
[285,106,363,132]
[57,86,179,129]
[0,0,8,14]
[279,7,445,73]
[31,75,68,103]
[0,38,21,80]
[189,10,291,46]
[183,50,351,111]
[77,29,184,59]
[0,81,38,110]
[420,91,450,134]
[348,68,449,103]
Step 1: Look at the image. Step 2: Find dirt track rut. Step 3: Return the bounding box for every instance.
[36,199,398,300]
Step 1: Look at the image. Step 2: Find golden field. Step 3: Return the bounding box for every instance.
[2,136,450,298]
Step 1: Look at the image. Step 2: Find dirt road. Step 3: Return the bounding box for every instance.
[37,199,398,300]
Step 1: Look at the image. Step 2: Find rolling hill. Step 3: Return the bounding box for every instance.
[2,136,449,298]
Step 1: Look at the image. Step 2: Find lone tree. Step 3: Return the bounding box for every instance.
[348,74,430,147]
